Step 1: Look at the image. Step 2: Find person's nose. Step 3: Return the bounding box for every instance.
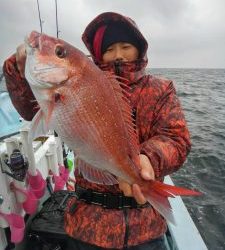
[114,48,125,61]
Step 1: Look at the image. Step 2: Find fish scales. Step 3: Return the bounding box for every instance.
[53,73,135,173]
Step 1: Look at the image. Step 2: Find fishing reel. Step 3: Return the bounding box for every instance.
[1,149,28,182]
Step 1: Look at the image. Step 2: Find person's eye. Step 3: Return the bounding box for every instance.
[106,47,113,52]
[123,44,132,49]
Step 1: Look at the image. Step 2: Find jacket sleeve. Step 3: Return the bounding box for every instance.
[140,80,191,179]
[3,54,38,121]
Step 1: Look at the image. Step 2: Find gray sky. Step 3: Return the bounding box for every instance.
[1,0,225,68]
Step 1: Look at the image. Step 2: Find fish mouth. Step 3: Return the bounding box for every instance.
[25,31,41,49]
[24,31,41,58]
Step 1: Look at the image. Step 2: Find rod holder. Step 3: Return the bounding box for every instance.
[20,128,37,176]
[46,141,59,175]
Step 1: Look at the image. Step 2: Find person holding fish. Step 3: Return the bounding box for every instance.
[3,11,200,250]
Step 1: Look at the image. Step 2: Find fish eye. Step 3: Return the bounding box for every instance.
[55,45,66,58]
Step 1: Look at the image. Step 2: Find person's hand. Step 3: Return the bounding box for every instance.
[16,44,27,78]
[118,154,155,204]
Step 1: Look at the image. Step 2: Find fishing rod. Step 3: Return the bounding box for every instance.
[36,0,43,33]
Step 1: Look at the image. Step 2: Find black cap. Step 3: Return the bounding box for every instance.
[101,22,141,55]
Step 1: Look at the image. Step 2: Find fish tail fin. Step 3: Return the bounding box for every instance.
[142,180,202,225]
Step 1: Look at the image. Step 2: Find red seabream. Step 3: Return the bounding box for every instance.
[25,31,201,224]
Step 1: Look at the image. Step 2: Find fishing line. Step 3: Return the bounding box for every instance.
[55,0,60,38]
[36,0,43,33]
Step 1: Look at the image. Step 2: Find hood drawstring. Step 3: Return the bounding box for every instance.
[114,59,123,76]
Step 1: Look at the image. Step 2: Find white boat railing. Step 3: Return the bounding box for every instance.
[165,176,208,250]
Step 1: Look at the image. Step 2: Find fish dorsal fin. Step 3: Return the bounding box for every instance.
[105,72,140,164]
[77,159,118,185]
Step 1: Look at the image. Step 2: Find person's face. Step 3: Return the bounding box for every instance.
[102,42,139,63]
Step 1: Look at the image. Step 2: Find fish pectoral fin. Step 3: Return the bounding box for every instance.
[28,110,50,142]
[77,160,118,185]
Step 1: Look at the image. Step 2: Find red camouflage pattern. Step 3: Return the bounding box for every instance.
[67,11,191,247]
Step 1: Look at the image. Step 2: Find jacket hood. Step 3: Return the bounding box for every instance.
[82,12,148,64]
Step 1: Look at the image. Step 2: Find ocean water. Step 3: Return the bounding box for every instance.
[0,68,225,249]
[150,68,225,250]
